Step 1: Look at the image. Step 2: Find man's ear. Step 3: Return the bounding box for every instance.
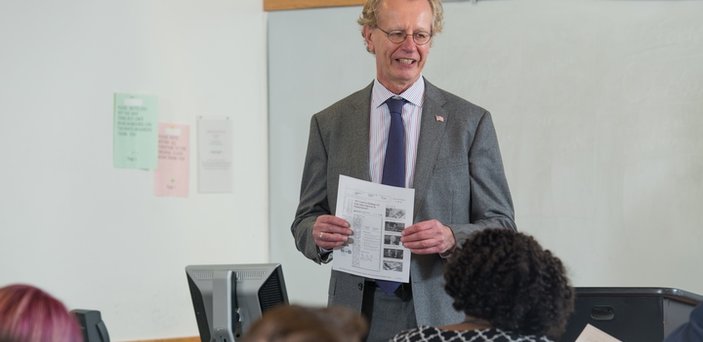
[362,25,375,54]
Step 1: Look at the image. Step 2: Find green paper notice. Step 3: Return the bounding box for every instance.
[113,93,158,169]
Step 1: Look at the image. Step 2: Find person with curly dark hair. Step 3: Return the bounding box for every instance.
[391,228,575,342]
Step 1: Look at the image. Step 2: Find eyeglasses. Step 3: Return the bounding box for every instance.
[375,27,432,45]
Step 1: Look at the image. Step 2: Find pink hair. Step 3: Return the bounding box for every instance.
[0,284,83,342]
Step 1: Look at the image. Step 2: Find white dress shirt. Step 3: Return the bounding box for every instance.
[369,77,425,188]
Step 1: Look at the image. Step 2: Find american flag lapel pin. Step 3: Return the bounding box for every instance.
[435,115,445,122]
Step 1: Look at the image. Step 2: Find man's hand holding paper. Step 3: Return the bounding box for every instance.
[401,219,456,255]
[313,215,352,250]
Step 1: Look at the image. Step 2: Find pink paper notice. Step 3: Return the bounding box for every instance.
[154,123,190,197]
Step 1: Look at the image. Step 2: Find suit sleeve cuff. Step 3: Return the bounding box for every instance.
[318,247,333,263]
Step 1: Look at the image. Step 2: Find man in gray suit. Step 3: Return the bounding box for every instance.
[291,0,516,340]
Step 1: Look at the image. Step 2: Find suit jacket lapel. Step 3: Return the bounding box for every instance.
[343,83,373,182]
[413,80,447,215]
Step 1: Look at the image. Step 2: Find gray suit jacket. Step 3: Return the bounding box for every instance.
[291,78,516,326]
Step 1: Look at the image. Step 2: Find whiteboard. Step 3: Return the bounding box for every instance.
[268,1,703,307]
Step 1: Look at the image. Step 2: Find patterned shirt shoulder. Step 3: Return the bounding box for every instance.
[390,326,554,342]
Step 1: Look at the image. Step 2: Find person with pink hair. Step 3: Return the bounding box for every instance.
[0,283,83,342]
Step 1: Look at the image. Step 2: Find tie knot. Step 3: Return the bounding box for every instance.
[385,97,405,115]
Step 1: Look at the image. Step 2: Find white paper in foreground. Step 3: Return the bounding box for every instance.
[575,324,622,342]
[333,175,414,282]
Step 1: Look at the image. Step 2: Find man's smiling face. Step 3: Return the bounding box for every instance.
[363,0,433,94]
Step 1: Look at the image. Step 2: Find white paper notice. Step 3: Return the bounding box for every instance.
[333,175,414,283]
[575,324,622,342]
[197,117,232,193]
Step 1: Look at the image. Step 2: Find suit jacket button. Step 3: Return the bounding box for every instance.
[358,282,364,291]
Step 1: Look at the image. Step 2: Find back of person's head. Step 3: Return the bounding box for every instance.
[0,284,82,342]
[243,304,367,342]
[444,229,575,339]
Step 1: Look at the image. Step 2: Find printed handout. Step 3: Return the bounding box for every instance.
[333,175,414,283]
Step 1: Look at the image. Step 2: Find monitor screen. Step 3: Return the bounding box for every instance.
[186,263,288,342]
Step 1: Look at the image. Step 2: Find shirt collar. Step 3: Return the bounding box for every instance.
[372,76,425,109]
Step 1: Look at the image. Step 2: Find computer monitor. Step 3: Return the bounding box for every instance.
[560,287,703,342]
[186,263,289,342]
[72,309,111,342]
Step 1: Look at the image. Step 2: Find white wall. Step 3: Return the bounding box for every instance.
[269,0,703,308]
[0,0,267,340]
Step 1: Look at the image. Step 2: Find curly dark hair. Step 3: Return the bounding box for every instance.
[444,229,575,339]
